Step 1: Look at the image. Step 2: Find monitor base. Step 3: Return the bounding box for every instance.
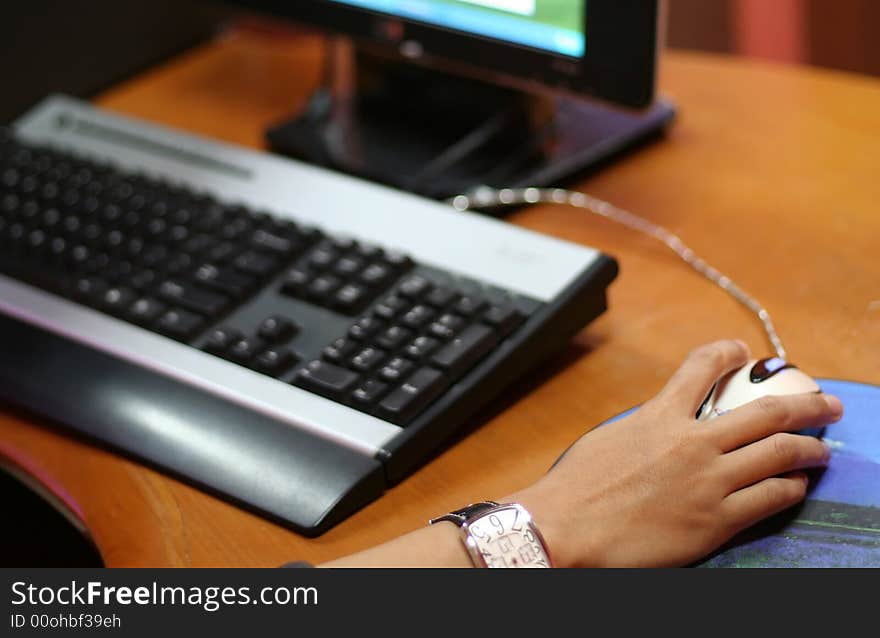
[266,42,676,205]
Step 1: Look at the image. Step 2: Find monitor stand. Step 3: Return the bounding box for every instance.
[266,39,677,204]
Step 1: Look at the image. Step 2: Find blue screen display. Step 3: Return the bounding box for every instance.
[330,0,586,57]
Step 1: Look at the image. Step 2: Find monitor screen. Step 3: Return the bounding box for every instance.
[330,0,586,57]
[234,0,659,108]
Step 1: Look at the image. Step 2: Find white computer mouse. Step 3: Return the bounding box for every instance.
[697,357,824,436]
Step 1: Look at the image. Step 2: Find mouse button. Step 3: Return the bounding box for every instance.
[695,382,717,420]
[749,357,796,383]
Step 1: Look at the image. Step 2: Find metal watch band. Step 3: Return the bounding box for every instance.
[428,501,500,527]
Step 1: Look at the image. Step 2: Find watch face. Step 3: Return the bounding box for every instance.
[465,506,550,568]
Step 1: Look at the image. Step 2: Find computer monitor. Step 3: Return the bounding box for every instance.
[237,1,675,200]
[246,0,662,108]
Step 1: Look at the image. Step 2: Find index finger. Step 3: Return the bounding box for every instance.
[656,340,751,416]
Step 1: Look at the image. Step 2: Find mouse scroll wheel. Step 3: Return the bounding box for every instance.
[750,357,796,383]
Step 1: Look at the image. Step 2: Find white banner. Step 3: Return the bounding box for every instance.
[457,0,537,18]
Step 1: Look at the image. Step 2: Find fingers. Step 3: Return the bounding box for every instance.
[657,340,751,415]
[712,392,843,451]
[722,472,809,535]
[719,432,830,491]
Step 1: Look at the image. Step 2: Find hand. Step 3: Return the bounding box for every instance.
[509,340,844,568]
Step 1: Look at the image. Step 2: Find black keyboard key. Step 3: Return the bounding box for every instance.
[1,168,20,189]
[267,219,307,242]
[306,246,337,270]
[384,251,414,271]
[425,286,459,308]
[258,315,298,343]
[156,308,204,340]
[398,274,432,299]
[483,304,525,337]
[104,229,126,251]
[333,283,369,313]
[145,218,167,238]
[203,326,244,354]
[379,357,414,383]
[403,335,440,360]
[355,243,383,261]
[251,229,299,255]
[296,224,323,245]
[330,237,356,252]
[182,234,215,255]
[140,245,169,269]
[295,360,361,401]
[351,379,389,407]
[322,337,358,363]
[454,294,487,317]
[307,274,341,301]
[350,347,387,372]
[169,208,193,226]
[101,286,137,313]
[83,251,111,275]
[73,276,108,302]
[194,205,225,233]
[193,263,255,297]
[205,241,237,263]
[253,347,298,377]
[130,269,157,291]
[164,253,193,275]
[41,207,62,229]
[401,304,436,329]
[349,316,384,341]
[220,216,251,240]
[378,367,448,424]
[26,229,47,253]
[159,280,229,316]
[127,297,167,324]
[1,193,19,214]
[124,237,144,259]
[167,225,189,244]
[47,237,67,261]
[375,325,412,351]
[280,268,311,297]
[106,259,135,283]
[333,256,363,277]
[359,263,393,288]
[234,250,278,276]
[68,244,90,269]
[373,294,409,320]
[428,313,465,340]
[430,323,498,378]
[227,337,265,364]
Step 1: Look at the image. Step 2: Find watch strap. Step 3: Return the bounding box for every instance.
[428,501,500,527]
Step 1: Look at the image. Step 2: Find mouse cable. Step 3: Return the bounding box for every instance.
[449,187,788,360]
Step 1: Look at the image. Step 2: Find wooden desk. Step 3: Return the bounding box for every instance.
[1,31,878,566]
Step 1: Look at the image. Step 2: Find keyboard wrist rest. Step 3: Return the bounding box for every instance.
[0,313,385,537]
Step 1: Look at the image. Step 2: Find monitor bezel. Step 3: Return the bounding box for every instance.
[239,1,661,109]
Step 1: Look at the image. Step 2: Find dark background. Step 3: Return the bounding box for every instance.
[669,0,880,76]
[2,1,879,124]
[0,0,231,122]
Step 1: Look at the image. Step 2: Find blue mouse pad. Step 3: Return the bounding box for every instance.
[602,380,880,567]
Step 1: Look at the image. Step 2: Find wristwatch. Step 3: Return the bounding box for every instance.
[429,501,554,568]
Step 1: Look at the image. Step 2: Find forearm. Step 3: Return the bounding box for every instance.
[318,488,577,568]
[319,520,473,568]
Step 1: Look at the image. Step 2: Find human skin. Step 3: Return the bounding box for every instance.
[323,340,842,568]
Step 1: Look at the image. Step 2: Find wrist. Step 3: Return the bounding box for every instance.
[503,486,602,569]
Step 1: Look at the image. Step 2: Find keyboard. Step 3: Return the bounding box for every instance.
[0,96,618,535]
